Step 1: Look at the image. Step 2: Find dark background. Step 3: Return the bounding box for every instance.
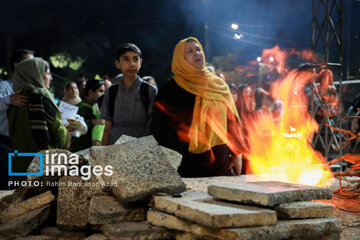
[0,0,359,97]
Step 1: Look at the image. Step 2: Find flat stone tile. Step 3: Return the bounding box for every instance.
[40,226,86,239]
[148,209,341,240]
[56,176,105,229]
[0,204,51,239]
[85,234,109,240]
[152,192,277,228]
[89,135,186,203]
[0,191,55,223]
[208,181,332,207]
[115,134,183,170]
[13,236,55,240]
[275,201,334,219]
[101,221,174,240]
[88,195,145,224]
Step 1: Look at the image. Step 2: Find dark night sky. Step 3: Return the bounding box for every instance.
[0,0,359,92]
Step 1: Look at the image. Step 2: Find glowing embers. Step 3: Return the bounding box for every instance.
[243,69,333,187]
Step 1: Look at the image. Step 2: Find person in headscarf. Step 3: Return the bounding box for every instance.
[7,57,67,174]
[150,37,245,177]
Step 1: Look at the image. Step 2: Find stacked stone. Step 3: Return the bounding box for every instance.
[148,181,342,240]
[0,135,185,240]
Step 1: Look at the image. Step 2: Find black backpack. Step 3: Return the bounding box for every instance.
[108,82,151,123]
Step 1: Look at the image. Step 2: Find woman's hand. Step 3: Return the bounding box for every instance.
[92,118,105,125]
[228,154,242,176]
[10,89,27,107]
[66,126,76,132]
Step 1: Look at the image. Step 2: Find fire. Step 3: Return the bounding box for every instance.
[261,45,288,75]
[243,69,333,187]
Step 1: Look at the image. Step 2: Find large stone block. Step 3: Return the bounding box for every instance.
[89,135,186,202]
[148,209,341,240]
[56,176,105,229]
[152,192,277,228]
[13,236,55,240]
[0,191,55,223]
[208,181,332,207]
[85,234,109,240]
[115,134,183,170]
[40,226,86,239]
[0,204,51,239]
[101,221,174,240]
[0,187,40,214]
[275,201,334,219]
[88,195,145,224]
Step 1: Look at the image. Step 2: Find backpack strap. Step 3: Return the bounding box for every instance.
[108,81,151,123]
[109,83,119,123]
[140,81,151,122]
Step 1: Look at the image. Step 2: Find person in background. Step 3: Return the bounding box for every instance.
[59,81,82,149]
[8,57,67,176]
[150,37,245,177]
[101,43,157,145]
[0,49,33,189]
[228,83,239,112]
[62,81,81,105]
[76,79,86,99]
[70,79,105,152]
[102,75,113,89]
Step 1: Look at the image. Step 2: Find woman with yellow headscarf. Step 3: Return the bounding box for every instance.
[150,37,245,177]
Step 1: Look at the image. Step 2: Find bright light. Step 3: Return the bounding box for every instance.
[257,57,262,62]
[231,23,238,30]
[234,33,243,39]
[269,56,275,62]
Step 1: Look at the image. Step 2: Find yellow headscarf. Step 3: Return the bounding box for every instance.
[171,37,241,154]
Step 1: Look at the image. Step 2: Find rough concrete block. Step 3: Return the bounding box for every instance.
[101,221,174,240]
[152,192,277,228]
[89,135,186,203]
[0,205,51,239]
[88,195,145,224]
[275,201,333,219]
[148,209,341,240]
[0,191,55,223]
[208,181,332,207]
[56,176,105,229]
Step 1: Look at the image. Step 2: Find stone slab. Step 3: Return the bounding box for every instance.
[85,234,109,240]
[0,187,44,214]
[208,181,332,207]
[115,135,183,170]
[0,190,55,223]
[40,226,86,239]
[275,201,334,219]
[56,176,105,229]
[89,135,186,202]
[13,236,55,240]
[152,191,277,228]
[101,221,174,240]
[148,209,341,240]
[88,195,145,224]
[0,204,51,239]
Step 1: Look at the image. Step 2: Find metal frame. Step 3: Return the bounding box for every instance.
[311,0,344,163]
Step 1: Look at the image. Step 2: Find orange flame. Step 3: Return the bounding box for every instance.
[261,45,288,75]
[242,69,333,187]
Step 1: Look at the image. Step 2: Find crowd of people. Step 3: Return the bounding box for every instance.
[0,37,347,189]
